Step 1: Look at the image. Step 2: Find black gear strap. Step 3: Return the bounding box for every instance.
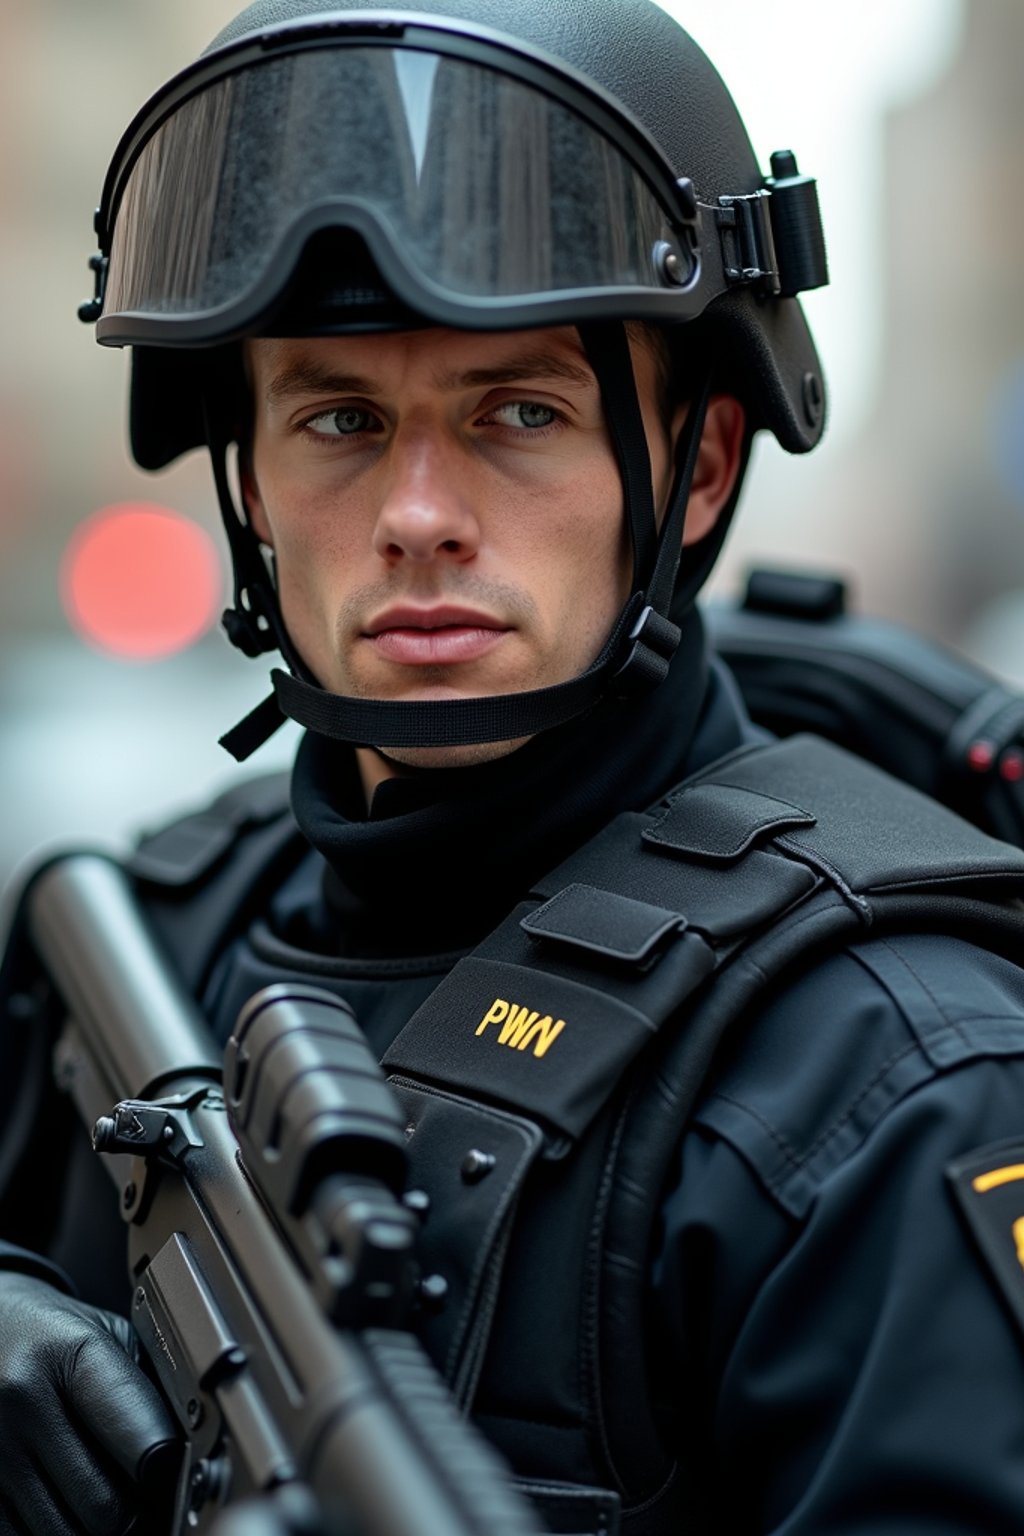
[204,400,315,684]
[260,598,644,750]
[218,691,292,765]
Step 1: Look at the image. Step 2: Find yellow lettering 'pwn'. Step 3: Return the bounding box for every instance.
[474,997,568,1058]
[518,1015,566,1058]
[476,999,509,1036]
[500,1005,537,1046]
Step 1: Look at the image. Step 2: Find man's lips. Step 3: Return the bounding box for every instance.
[362,605,512,666]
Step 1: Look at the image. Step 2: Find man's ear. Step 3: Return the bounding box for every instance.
[240,456,273,547]
[677,394,746,547]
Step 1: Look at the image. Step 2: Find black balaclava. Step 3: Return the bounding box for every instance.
[285,604,757,959]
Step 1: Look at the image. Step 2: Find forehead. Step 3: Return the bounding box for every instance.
[246,326,597,399]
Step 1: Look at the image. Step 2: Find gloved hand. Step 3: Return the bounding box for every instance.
[0,1270,179,1536]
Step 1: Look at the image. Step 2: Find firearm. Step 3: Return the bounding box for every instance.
[28,852,538,1536]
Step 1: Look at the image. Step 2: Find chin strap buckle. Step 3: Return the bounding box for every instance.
[613,605,681,697]
[221,583,279,659]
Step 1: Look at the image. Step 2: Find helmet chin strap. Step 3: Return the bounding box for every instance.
[214,327,711,762]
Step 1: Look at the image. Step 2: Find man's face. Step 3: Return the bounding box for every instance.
[244,325,680,770]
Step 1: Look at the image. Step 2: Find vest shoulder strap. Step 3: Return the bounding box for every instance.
[124,771,305,996]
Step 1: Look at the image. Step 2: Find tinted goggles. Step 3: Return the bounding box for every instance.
[95,19,717,344]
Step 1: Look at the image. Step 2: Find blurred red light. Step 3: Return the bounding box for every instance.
[966,740,996,773]
[1000,750,1024,783]
[61,503,222,660]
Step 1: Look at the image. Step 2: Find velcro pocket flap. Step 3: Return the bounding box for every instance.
[644,782,816,862]
[520,883,686,968]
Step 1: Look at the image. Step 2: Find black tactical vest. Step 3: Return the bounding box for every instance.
[120,735,1024,1534]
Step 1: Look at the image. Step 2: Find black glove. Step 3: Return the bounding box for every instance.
[0,1270,179,1536]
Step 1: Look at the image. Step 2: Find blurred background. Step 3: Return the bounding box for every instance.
[2,0,1023,897]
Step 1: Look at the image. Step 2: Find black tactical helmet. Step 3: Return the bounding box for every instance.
[82,0,828,757]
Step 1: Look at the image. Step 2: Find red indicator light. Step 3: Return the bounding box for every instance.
[61,504,222,660]
[966,740,996,773]
[1000,749,1024,783]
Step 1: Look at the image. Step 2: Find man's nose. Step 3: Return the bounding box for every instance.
[372,432,480,565]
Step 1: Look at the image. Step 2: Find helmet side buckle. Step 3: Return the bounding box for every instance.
[718,151,829,302]
[717,191,781,299]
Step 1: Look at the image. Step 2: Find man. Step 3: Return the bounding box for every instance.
[4,1,1024,1532]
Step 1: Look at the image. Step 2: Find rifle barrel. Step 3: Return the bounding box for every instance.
[28,852,220,1100]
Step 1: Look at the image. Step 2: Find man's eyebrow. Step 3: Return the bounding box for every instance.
[436,351,595,391]
[263,349,595,405]
[264,362,377,405]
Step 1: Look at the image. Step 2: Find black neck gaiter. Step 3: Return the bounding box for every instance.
[290,606,725,957]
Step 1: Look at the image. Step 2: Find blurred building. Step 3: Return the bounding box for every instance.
[0,2,242,642]
[846,0,1024,650]
[0,1,284,895]
[719,0,1024,673]
[884,0,1024,673]
[2,0,1023,893]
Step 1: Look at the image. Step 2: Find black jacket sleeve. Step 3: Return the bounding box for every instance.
[655,934,1024,1533]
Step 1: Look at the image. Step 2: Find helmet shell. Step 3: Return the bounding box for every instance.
[121,0,826,467]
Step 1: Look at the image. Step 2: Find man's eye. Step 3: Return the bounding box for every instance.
[306,407,376,437]
[490,401,558,431]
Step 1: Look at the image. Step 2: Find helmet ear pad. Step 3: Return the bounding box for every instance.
[659,293,824,459]
[706,293,826,452]
[130,345,244,471]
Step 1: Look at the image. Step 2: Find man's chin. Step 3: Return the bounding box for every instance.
[375,737,531,773]
[355,736,529,804]
[341,667,543,789]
